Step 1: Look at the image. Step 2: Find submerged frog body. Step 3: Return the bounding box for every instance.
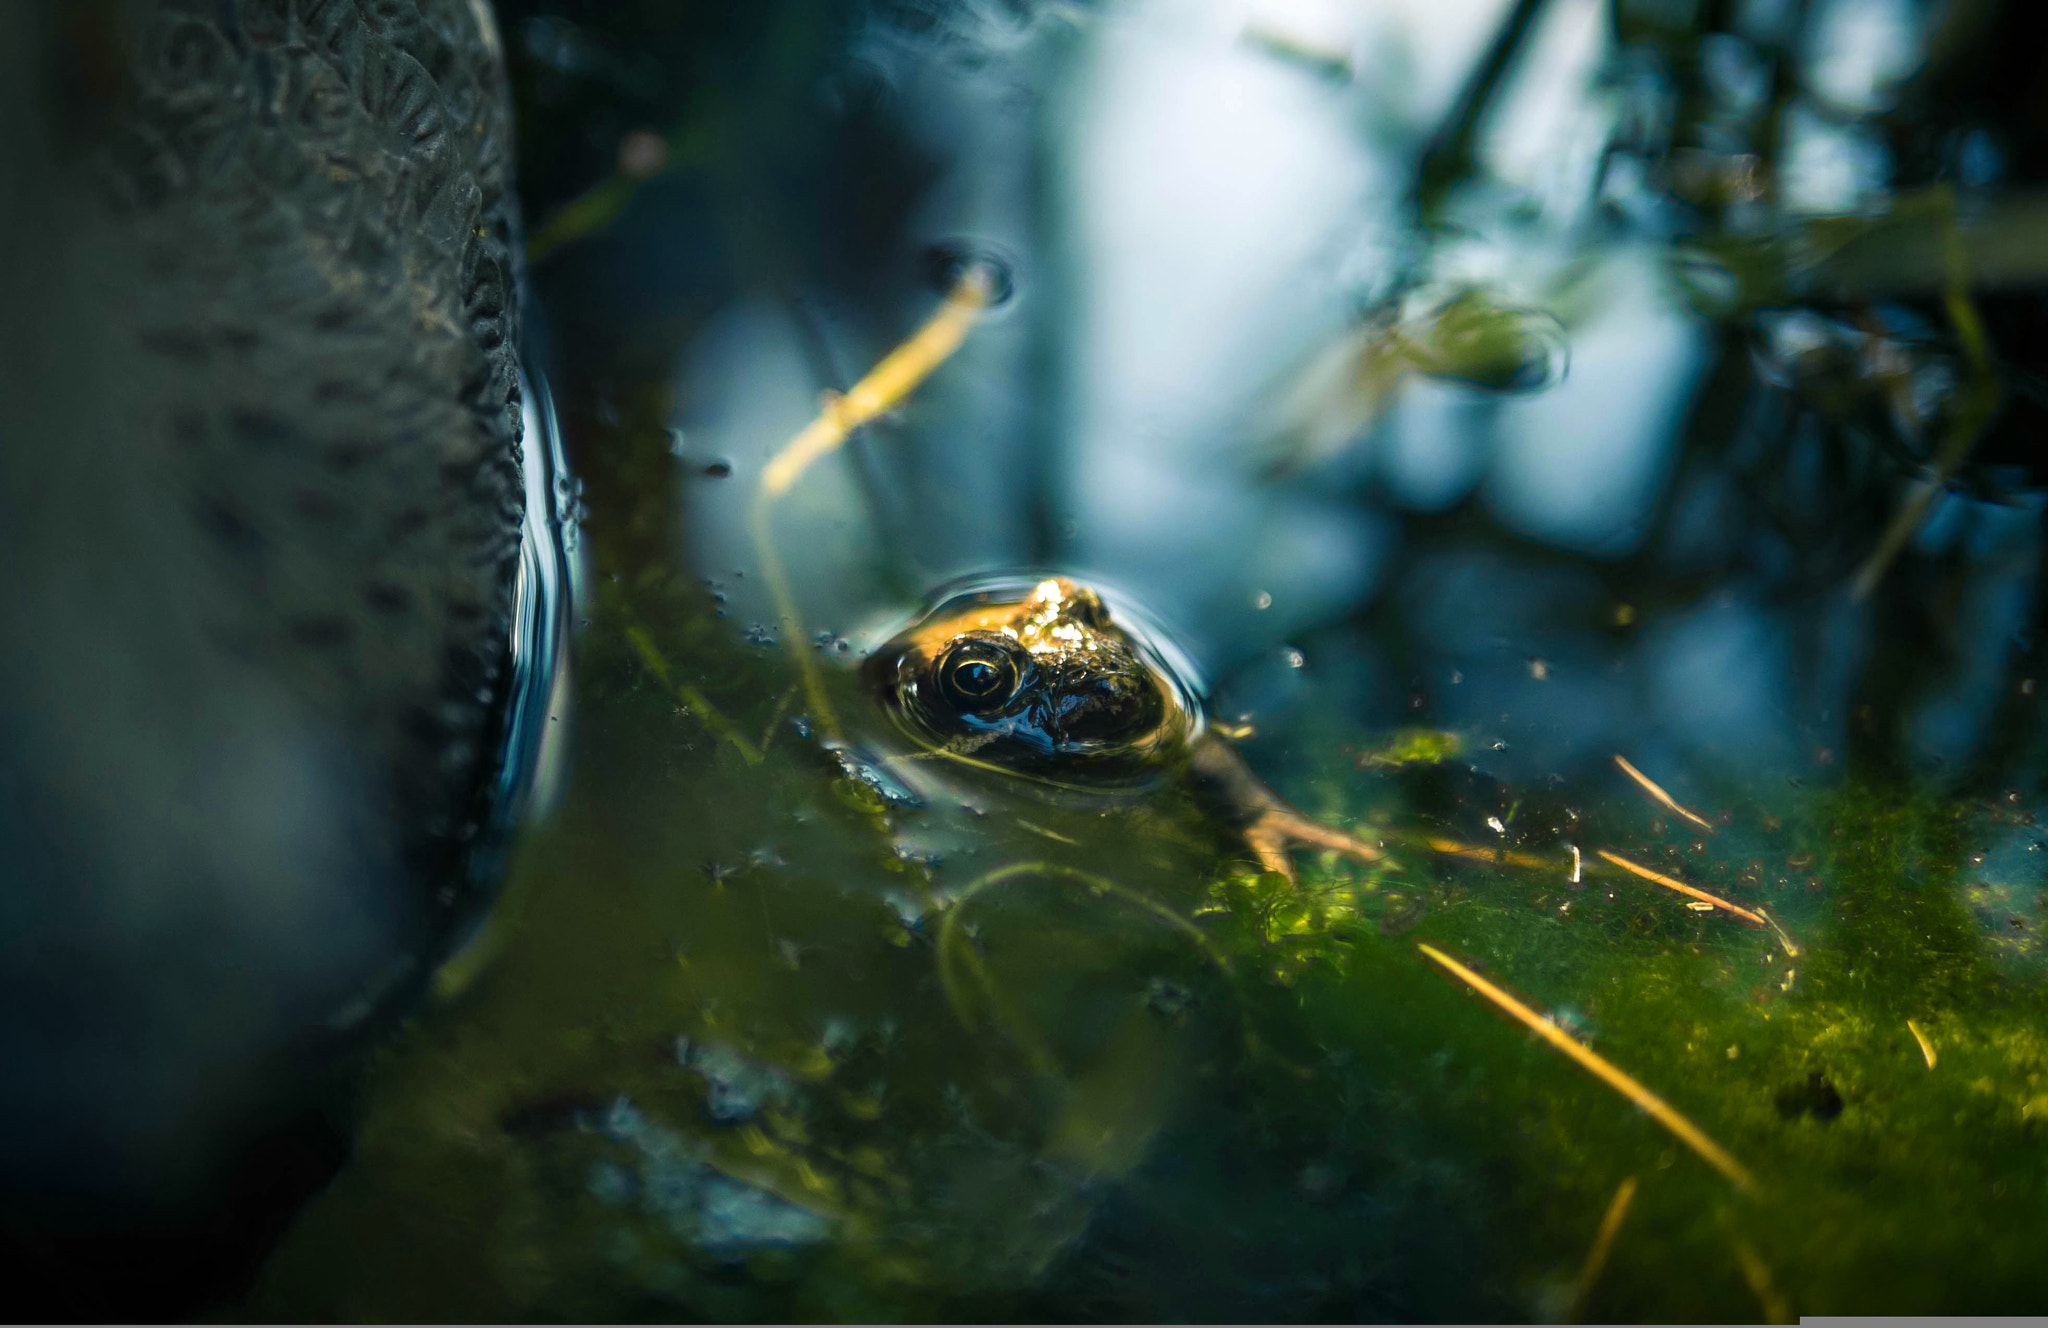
[864,576,1384,879]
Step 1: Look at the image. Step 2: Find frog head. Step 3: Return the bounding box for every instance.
[863,577,1201,784]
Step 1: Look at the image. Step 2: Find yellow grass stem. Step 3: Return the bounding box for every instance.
[1595,849,1769,929]
[1613,754,1716,834]
[1907,1018,1938,1069]
[1417,943,1756,1192]
[758,269,994,498]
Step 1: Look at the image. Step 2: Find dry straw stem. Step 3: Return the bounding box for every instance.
[1595,849,1769,929]
[1851,187,2001,602]
[1416,943,1757,1192]
[752,266,996,740]
[759,268,995,497]
[1612,754,1716,834]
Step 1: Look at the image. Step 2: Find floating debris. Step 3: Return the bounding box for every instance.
[680,1042,797,1124]
[1755,907,1804,958]
[698,1175,835,1254]
[825,742,926,809]
[1239,22,1353,82]
[1416,835,1551,870]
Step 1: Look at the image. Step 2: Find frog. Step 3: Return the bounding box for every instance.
[862,575,1386,882]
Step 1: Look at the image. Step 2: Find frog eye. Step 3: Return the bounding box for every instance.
[934,637,1024,715]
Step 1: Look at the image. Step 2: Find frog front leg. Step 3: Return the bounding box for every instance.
[1188,733,1387,884]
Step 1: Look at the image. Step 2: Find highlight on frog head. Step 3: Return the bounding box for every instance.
[862,575,1205,785]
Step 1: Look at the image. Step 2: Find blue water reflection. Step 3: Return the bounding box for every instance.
[650,0,2043,822]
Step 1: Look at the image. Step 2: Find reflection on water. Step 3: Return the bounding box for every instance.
[257,0,2048,1319]
[471,363,585,893]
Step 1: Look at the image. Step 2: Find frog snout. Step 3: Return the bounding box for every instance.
[1030,670,1157,747]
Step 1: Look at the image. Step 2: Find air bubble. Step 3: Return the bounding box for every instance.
[1407,294,1568,394]
[1671,249,1744,318]
[921,240,1017,306]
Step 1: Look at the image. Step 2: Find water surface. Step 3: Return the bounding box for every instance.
[255,0,2048,1318]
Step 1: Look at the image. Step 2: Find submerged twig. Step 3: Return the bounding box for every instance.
[756,682,799,758]
[938,862,1234,1080]
[1731,1236,1794,1324]
[1613,754,1716,835]
[527,175,642,264]
[1851,186,2003,601]
[1595,850,1768,929]
[750,266,995,742]
[1568,1175,1639,1321]
[525,125,706,264]
[1415,0,1552,217]
[623,621,763,765]
[1411,834,1554,871]
[1417,943,1757,1191]
[745,503,838,740]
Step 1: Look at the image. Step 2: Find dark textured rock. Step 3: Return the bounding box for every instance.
[0,0,524,1239]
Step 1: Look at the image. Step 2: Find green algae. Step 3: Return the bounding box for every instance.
[241,31,2048,1303]
[245,549,2048,1320]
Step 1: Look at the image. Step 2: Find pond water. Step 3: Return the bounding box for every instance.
[254,0,2048,1319]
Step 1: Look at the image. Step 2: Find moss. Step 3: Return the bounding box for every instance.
[246,560,2048,1321]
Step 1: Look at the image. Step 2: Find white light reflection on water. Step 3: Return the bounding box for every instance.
[1474,0,1609,215]
[1060,0,1394,666]
[1909,494,2046,773]
[1801,0,1931,115]
[1483,248,1711,556]
[1780,99,1893,214]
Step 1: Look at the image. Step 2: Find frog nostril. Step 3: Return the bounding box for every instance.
[1047,678,1164,747]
